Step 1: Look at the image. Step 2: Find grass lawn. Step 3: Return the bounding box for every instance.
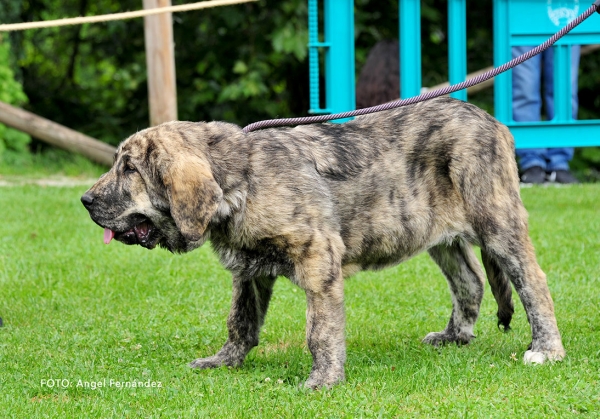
[0,183,599,418]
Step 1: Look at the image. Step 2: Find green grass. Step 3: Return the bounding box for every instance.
[0,184,599,418]
[0,148,106,178]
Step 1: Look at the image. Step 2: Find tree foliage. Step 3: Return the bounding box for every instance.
[2,0,314,145]
[0,36,31,159]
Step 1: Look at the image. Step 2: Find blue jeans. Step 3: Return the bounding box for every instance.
[512,45,580,171]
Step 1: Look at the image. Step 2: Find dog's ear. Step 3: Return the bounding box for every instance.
[161,153,222,241]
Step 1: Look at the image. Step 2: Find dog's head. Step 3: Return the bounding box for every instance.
[81,122,223,253]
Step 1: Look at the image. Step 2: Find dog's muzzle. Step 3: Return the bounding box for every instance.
[81,192,160,249]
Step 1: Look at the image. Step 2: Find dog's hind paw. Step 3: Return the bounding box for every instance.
[523,349,565,365]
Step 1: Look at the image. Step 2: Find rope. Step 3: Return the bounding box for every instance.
[243,0,600,133]
[0,0,257,32]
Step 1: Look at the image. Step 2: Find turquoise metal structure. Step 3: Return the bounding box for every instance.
[307,0,599,147]
[308,0,355,122]
[399,0,467,101]
[308,0,468,114]
[494,0,600,148]
[399,0,423,99]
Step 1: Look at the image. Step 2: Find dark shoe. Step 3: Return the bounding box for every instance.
[547,170,579,184]
[520,166,546,184]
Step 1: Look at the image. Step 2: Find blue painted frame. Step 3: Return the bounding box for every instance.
[448,0,467,101]
[308,1,468,114]
[494,0,600,149]
[399,0,467,101]
[399,0,422,99]
[307,0,355,122]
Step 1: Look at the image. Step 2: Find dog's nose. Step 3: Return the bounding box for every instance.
[81,193,95,208]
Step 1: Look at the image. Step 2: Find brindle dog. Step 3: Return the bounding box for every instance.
[82,97,565,388]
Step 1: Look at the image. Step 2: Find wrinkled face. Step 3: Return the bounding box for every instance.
[81,123,223,253]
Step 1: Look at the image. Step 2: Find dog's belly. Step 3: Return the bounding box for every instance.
[337,195,464,273]
[330,160,466,273]
[342,225,454,273]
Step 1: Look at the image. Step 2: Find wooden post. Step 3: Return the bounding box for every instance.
[143,0,178,126]
[0,101,116,166]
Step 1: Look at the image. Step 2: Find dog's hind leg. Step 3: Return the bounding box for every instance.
[189,274,276,369]
[423,238,485,346]
[481,249,514,331]
[478,219,565,364]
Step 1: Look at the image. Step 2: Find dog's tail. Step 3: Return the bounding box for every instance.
[481,250,514,331]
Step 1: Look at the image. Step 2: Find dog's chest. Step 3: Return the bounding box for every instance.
[212,236,295,280]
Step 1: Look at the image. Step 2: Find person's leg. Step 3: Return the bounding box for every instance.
[546,148,574,172]
[512,46,547,173]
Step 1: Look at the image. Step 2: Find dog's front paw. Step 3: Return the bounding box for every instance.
[422,331,449,346]
[189,354,235,369]
[422,330,474,346]
[523,349,565,365]
[189,341,249,369]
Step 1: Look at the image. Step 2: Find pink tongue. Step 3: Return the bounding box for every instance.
[104,228,115,244]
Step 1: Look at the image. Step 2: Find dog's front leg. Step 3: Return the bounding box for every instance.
[303,272,346,389]
[190,275,276,369]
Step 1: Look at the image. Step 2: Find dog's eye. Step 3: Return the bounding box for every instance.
[124,162,136,174]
